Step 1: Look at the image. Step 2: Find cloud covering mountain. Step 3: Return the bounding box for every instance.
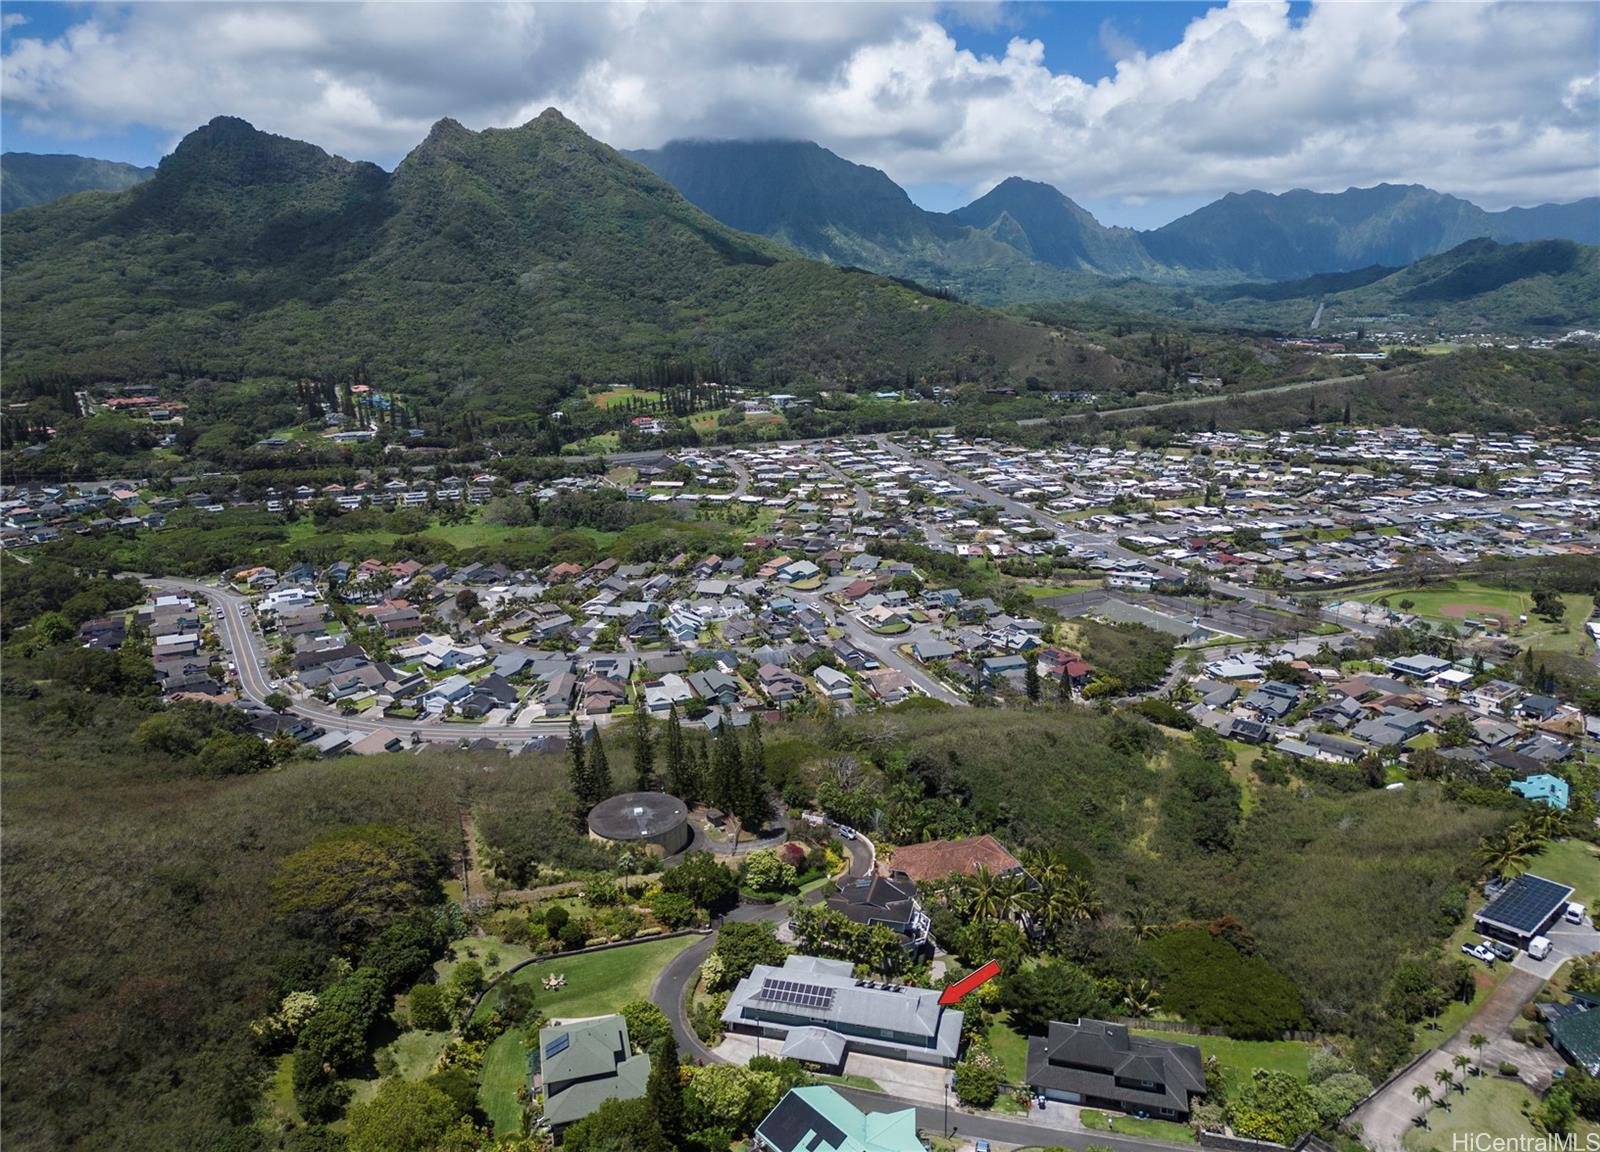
[3,1,1595,220]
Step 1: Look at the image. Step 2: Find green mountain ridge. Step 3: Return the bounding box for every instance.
[628,138,1599,302]
[0,112,1128,411]
[0,152,156,213]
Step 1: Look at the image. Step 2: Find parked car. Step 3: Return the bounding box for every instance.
[837,826,857,840]
[1484,940,1516,962]
[1461,943,1496,964]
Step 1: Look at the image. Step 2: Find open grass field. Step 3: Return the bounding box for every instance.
[1402,1071,1600,1151]
[1527,839,1600,904]
[475,935,698,1136]
[1353,581,1588,641]
[590,387,659,410]
[1131,1028,1318,1091]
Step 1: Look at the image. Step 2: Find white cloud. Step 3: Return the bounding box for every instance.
[1,0,1595,210]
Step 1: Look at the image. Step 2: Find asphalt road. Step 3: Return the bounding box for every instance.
[649,829,1190,1151]
[148,576,571,744]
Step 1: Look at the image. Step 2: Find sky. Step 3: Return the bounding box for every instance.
[2,1,1596,229]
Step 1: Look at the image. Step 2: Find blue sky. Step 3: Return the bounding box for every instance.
[2,1,1593,228]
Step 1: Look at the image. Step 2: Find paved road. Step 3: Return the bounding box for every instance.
[149,577,572,744]
[1044,373,1366,424]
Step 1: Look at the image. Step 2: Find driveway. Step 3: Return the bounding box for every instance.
[1509,917,1600,977]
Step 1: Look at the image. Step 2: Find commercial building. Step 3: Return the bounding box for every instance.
[721,955,963,1069]
[1026,1018,1206,1120]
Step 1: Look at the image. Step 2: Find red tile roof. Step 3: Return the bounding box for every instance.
[888,834,1022,884]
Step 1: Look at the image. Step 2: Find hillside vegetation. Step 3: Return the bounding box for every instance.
[1,113,1103,419]
[0,152,154,213]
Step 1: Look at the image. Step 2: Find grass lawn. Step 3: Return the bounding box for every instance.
[988,1019,1031,1084]
[1402,1072,1600,1151]
[867,620,911,636]
[590,387,658,410]
[475,935,697,1136]
[1352,581,1586,640]
[383,1027,454,1079]
[1131,1028,1317,1090]
[1081,1108,1197,1144]
[1527,839,1600,904]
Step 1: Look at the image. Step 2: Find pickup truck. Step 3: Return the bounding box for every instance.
[1461,942,1496,964]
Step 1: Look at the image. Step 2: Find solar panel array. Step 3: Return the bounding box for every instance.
[1481,874,1573,933]
[760,977,835,1011]
[544,1032,570,1059]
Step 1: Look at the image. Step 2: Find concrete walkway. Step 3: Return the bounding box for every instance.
[1352,969,1543,1152]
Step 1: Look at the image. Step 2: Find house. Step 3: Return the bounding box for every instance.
[349,728,406,755]
[1351,707,1429,747]
[911,638,957,663]
[1026,1018,1206,1120]
[1519,694,1562,722]
[581,675,630,715]
[78,616,126,650]
[757,663,809,703]
[688,668,742,706]
[1547,996,1600,1077]
[887,834,1026,885]
[860,668,915,705]
[539,1015,651,1130]
[1389,654,1454,680]
[1475,873,1576,947]
[826,870,931,954]
[1509,774,1570,810]
[421,674,474,714]
[752,1086,923,1152]
[720,954,962,1069]
[813,665,854,701]
[538,672,577,716]
[461,673,519,718]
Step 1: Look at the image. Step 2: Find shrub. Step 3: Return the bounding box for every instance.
[953,1054,1001,1108]
[1145,930,1305,1039]
[408,983,451,1031]
[648,890,696,928]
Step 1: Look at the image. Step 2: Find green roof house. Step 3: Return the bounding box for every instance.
[1548,999,1600,1076]
[538,1014,650,1129]
[753,1085,924,1152]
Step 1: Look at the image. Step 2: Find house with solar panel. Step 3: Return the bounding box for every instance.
[752,1085,925,1152]
[720,955,963,1070]
[537,1015,650,1130]
[1474,873,1576,951]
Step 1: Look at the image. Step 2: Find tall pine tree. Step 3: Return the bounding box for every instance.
[567,714,588,810]
[665,703,694,800]
[710,709,744,817]
[632,706,655,791]
[646,1035,684,1147]
[588,729,612,801]
[737,714,771,840]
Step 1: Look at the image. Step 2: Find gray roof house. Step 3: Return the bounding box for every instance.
[1026,1018,1206,1120]
[721,955,962,1069]
[538,1014,650,1129]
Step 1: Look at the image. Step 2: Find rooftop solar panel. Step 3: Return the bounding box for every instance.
[760,977,835,1011]
[1477,874,1574,934]
[544,1032,570,1059]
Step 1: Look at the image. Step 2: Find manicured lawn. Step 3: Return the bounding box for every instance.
[475,935,697,1137]
[867,620,911,635]
[988,1019,1031,1084]
[1131,1028,1317,1090]
[591,386,658,410]
[1528,839,1600,903]
[1402,1071,1600,1151]
[1082,1108,1197,1144]
[1352,581,1586,639]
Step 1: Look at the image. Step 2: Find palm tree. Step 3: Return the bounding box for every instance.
[1121,978,1160,1018]
[1522,806,1567,842]
[1476,829,1535,880]
[1413,1083,1433,1126]
[1063,874,1102,921]
[1020,847,1067,889]
[1125,904,1163,941]
[1452,1053,1470,1091]
[963,865,1005,923]
[1434,1068,1454,1108]
[997,872,1033,923]
[1469,1033,1487,1073]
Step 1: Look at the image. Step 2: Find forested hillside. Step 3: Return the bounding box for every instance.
[0,152,154,213]
[0,113,1102,420]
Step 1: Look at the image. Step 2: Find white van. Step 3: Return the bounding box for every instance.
[1567,903,1587,925]
[1528,936,1553,960]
